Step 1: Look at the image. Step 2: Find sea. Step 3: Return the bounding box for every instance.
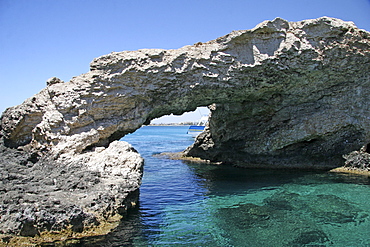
[88,125,370,246]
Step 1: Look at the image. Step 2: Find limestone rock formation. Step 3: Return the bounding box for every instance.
[0,140,143,245]
[185,18,370,168]
[46,77,64,86]
[1,16,370,243]
[343,150,370,171]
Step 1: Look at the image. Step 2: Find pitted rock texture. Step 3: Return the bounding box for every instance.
[0,16,370,241]
[343,150,370,171]
[2,16,369,165]
[0,141,143,244]
[2,17,370,166]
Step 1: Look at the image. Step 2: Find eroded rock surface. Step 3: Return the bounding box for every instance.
[343,150,370,171]
[1,16,370,243]
[0,141,143,245]
[2,17,369,165]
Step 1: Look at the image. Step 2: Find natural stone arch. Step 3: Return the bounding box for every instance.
[1,16,370,242]
[1,16,370,166]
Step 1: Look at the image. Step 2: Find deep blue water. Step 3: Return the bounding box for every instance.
[95,126,370,246]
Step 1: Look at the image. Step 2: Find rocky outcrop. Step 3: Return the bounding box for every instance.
[0,141,143,245]
[184,19,370,169]
[0,16,370,243]
[343,150,370,171]
[2,16,369,164]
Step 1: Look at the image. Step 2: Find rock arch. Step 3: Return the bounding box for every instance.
[1,16,370,242]
[1,16,370,167]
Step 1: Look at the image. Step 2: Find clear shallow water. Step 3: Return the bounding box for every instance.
[95,126,370,246]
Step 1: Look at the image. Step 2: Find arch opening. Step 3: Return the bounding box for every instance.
[150,107,210,126]
[1,16,369,170]
[2,17,370,241]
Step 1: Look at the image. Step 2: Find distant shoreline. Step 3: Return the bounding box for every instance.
[147,123,193,126]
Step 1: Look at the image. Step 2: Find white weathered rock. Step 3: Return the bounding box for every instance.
[1,16,370,243]
[46,77,64,86]
[2,17,369,169]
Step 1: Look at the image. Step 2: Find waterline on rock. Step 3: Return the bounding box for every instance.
[90,126,370,246]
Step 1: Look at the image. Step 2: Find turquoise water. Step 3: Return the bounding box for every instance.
[96,126,370,246]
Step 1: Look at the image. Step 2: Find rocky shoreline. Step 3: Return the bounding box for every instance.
[0,141,143,246]
[167,150,370,176]
[330,150,370,176]
[330,166,370,176]
[1,16,370,245]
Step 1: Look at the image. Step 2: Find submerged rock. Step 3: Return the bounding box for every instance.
[217,190,368,246]
[0,16,370,243]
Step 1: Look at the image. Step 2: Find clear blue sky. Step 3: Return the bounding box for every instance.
[1,0,369,122]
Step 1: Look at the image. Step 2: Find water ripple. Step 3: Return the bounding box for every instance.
[88,126,370,246]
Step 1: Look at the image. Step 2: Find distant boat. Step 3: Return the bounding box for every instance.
[187,115,208,137]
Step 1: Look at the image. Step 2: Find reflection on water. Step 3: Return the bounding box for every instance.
[63,126,370,246]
